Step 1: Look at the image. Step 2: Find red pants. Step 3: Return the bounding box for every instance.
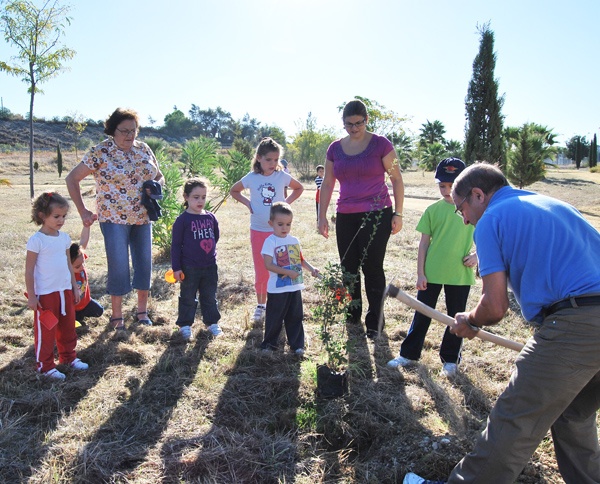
[34,290,77,373]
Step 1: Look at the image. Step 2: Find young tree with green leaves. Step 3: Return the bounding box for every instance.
[505,123,556,188]
[0,0,75,198]
[464,23,505,167]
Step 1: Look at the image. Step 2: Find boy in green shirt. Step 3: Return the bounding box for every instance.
[388,158,477,377]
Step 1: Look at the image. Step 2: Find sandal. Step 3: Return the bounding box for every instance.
[110,317,125,330]
[137,311,153,326]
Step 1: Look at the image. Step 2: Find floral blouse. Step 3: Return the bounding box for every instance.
[82,138,160,225]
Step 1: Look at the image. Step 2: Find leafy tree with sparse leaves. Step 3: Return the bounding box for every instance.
[0,0,76,198]
[464,22,505,167]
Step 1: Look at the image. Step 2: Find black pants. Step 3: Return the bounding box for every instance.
[261,290,304,351]
[335,207,392,332]
[400,283,470,364]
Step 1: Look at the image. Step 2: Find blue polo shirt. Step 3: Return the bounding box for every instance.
[475,186,600,323]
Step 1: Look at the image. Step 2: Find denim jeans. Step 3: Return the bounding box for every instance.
[100,222,152,296]
[176,264,221,327]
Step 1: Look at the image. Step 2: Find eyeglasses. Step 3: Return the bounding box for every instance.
[115,128,137,136]
[454,191,471,216]
[344,119,366,129]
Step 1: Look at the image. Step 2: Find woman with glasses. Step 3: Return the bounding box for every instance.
[66,108,164,330]
[317,99,404,338]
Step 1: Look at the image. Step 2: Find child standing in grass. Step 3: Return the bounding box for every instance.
[387,158,477,377]
[171,178,223,341]
[70,223,104,327]
[230,138,304,323]
[25,192,89,380]
[314,164,324,221]
[261,202,319,354]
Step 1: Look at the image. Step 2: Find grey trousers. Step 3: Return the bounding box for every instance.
[449,305,600,484]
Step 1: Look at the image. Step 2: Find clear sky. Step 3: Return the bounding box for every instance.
[1,0,598,146]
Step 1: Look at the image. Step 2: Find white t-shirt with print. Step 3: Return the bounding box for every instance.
[261,234,305,294]
[241,170,292,232]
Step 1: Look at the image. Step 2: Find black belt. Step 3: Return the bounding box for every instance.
[543,295,600,318]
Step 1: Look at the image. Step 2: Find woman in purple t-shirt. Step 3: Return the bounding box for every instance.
[318,99,404,338]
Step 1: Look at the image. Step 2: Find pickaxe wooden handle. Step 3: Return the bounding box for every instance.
[385,284,524,353]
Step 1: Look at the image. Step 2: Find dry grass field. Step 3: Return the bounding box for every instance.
[0,151,598,483]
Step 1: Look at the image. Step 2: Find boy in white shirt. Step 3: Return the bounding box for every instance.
[261,202,319,354]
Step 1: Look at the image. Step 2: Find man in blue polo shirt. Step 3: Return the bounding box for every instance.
[405,162,600,484]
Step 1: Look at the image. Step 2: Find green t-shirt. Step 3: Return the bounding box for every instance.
[417,198,476,286]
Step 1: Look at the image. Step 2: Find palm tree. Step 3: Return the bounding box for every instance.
[419,142,448,171]
[505,123,556,188]
[419,120,446,147]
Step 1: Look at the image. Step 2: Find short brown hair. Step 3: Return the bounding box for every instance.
[269,201,293,220]
[104,108,139,136]
[31,192,69,225]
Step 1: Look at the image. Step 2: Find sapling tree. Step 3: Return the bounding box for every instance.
[0,0,75,197]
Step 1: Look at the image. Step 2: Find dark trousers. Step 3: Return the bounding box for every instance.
[75,299,104,323]
[335,207,392,332]
[400,283,470,364]
[176,264,221,327]
[261,290,304,351]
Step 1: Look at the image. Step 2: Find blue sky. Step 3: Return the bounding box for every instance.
[1,0,598,146]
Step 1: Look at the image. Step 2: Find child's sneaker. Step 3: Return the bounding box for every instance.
[208,323,223,337]
[253,305,266,323]
[69,358,89,371]
[179,325,192,341]
[387,355,416,368]
[441,363,458,378]
[294,348,305,356]
[43,368,66,380]
[403,472,446,484]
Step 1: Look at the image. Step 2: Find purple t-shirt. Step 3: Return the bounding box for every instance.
[326,133,394,213]
[171,211,220,270]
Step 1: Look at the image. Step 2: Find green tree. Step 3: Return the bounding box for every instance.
[464,22,505,167]
[163,106,195,137]
[188,105,235,144]
[505,123,555,188]
[419,142,448,171]
[419,119,446,147]
[445,139,464,159]
[589,134,598,169]
[0,0,75,198]
[565,135,590,168]
[286,112,335,180]
[393,132,415,171]
[180,136,219,177]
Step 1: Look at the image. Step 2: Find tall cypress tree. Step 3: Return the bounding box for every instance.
[464,23,505,166]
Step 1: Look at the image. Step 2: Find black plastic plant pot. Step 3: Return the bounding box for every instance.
[317,364,348,398]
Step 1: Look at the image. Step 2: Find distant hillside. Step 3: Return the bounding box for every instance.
[0,119,178,150]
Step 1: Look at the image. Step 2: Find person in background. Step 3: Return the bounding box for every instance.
[318,99,404,339]
[261,202,319,354]
[314,164,324,221]
[170,178,223,341]
[230,138,304,324]
[405,162,600,484]
[70,223,104,327]
[388,158,476,377]
[25,192,88,380]
[66,107,164,330]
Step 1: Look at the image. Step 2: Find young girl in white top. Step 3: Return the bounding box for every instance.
[25,192,88,380]
[230,138,304,322]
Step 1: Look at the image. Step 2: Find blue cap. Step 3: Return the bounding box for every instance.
[434,157,466,183]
